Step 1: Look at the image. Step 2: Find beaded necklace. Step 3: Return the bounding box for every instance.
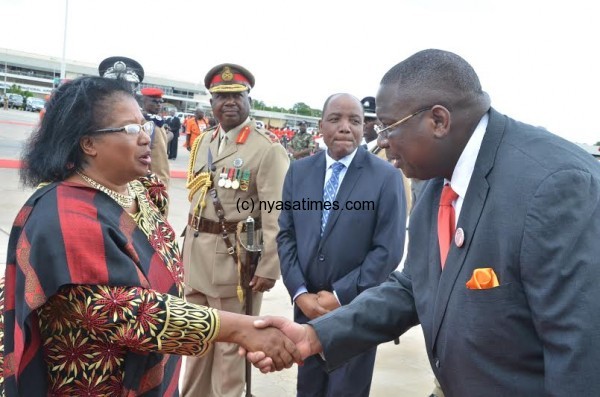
[76,171,134,208]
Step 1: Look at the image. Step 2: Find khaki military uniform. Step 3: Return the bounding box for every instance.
[150,125,170,191]
[182,118,289,397]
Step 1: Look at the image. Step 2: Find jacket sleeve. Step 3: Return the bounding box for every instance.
[276,164,307,298]
[311,270,419,370]
[520,169,600,395]
[254,143,290,280]
[38,284,220,357]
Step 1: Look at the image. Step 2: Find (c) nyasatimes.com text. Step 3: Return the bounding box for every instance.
[236,198,375,213]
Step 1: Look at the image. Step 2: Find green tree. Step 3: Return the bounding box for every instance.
[251,98,321,117]
[291,102,313,116]
[7,84,33,100]
[252,99,266,110]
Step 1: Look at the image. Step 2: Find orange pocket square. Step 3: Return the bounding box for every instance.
[466,268,499,289]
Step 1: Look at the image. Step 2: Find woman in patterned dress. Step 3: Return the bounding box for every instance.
[0,76,298,396]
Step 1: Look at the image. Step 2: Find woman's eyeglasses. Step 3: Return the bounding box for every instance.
[94,121,154,135]
[374,107,433,139]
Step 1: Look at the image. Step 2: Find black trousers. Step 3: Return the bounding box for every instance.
[168,132,179,159]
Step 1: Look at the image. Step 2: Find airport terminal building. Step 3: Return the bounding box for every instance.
[0,47,211,113]
[0,47,320,129]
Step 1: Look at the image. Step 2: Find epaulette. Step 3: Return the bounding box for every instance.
[265,130,280,143]
[206,126,219,141]
[254,127,280,144]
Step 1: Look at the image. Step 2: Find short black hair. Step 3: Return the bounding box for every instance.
[381,49,483,108]
[20,76,133,187]
[321,93,364,116]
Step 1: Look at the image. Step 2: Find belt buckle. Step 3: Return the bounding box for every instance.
[227,246,235,255]
[192,215,200,230]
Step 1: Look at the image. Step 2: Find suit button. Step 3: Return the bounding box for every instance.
[434,358,440,368]
[318,254,325,261]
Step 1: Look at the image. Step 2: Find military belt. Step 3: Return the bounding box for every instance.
[187,214,262,234]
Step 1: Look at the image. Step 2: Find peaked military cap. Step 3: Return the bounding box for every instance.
[204,63,255,93]
[98,56,144,84]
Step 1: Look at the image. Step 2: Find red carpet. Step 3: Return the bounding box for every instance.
[0,158,187,179]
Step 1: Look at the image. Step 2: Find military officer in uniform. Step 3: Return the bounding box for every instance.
[288,120,315,160]
[362,96,413,212]
[181,63,289,397]
[140,87,171,192]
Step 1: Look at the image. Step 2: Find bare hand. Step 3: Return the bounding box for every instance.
[250,276,276,293]
[240,316,321,373]
[238,324,300,371]
[219,311,300,371]
[296,293,329,320]
[316,290,341,311]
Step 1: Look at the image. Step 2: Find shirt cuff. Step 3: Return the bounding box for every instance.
[293,286,308,302]
[332,290,341,305]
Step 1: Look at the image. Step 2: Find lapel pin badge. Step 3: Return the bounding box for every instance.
[455,227,465,248]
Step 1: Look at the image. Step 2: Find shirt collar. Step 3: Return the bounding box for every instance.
[447,112,489,199]
[220,117,251,141]
[325,147,358,170]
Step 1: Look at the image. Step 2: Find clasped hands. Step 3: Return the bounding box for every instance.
[296,290,340,320]
[237,316,322,373]
[236,290,338,373]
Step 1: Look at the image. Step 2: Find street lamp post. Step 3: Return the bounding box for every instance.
[4,54,7,95]
[60,0,69,80]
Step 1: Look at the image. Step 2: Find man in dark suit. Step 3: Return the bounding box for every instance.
[277,93,406,396]
[247,49,600,396]
[166,109,181,159]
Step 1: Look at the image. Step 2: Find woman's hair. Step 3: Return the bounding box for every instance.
[20,76,134,187]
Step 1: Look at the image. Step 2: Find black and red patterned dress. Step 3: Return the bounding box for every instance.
[1,175,219,396]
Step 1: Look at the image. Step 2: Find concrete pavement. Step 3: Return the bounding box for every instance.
[0,109,436,396]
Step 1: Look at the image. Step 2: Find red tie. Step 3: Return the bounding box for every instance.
[438,184,458,269]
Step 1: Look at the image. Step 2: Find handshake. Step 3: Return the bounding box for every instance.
[226,314,323,373]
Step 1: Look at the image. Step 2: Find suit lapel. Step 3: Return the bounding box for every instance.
[319,149,365,244]
[306,153,327,252]
[431,109,506,349]
[430,176,489,349]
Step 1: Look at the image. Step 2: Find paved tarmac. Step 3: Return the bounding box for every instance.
[0,108,436,396]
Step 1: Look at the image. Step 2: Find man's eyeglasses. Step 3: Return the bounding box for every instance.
[375,106,433,139]
[150,99,164,105]
[94,121,154,135]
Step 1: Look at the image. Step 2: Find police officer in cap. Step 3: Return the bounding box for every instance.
[181,63,289,397]
[98,56,145,91]
[362,95,413,212]
[361,96,379,151]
